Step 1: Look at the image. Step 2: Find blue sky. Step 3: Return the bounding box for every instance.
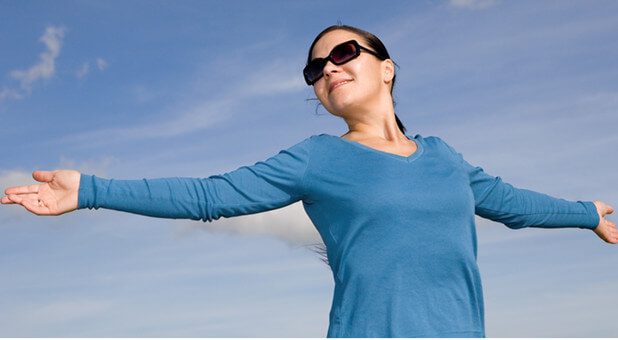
[1,0,617,337]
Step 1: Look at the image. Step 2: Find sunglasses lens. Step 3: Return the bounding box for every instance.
[304,59,326,85]
[331,42,358,64]
[304,41,361,85]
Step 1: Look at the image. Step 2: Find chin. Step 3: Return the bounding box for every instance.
[327,93,358,113]
[327,103,363,120]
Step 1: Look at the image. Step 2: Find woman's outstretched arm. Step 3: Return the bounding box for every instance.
[467,161,617,244]
[1,170,81,215]
[2,137,313,220]
[431,137,617,244]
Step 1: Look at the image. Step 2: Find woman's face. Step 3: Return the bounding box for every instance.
[310,30,393,118]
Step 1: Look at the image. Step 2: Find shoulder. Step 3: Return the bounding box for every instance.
[285,134,332,151]
[412,135,465,165]
[287,133,343,152]
[412,134,454,152]
[273,134,337,163]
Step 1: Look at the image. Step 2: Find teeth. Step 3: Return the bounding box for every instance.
[333,81,350,90]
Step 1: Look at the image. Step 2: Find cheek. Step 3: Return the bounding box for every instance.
[313,83,322,96]
[313,82,328,102]
[313,83,340,114]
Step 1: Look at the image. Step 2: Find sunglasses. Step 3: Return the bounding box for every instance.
[303,40,385,85]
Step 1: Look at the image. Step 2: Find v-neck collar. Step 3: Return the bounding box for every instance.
[328,134,424,163]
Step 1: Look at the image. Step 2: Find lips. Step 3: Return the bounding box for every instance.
[329,79,353,93]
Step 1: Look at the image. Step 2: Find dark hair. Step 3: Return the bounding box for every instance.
[307,24,406,134]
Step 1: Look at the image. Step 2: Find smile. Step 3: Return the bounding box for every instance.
[329,80,352,93]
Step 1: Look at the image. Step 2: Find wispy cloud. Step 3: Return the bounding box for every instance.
[132,85,157,103]
[75,58,108,79]
[0,298,115,337]
[0,170,35,187]
[58,156,117,178]
[76,63,89,78]
[0,87,23,100]
[54,57,305,149]
[24,299,114,327]
[0,170,36,189]
[10,26,66,93]
[96,58,108,71]
[449,0,500,10]
[237,59,305,97]
[175,202,322,247]
[52,96,235,150]
[0,170,37,217]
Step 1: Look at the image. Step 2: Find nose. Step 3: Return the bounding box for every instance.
[322,60,341,79]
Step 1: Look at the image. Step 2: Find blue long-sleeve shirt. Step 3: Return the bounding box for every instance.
[78,134,599,337]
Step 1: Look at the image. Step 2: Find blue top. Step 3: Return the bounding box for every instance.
[78,134,599,337]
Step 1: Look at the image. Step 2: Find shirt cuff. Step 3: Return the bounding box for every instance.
[579,200,600,230]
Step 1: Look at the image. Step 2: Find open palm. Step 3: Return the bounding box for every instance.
[1,170,81,215]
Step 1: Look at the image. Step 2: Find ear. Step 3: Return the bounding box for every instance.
[382,59,395,84]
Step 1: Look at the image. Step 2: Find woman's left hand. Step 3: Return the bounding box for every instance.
[592,201,617,244]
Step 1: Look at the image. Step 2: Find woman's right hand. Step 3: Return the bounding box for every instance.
[592,201,617,244]
[1,170,81,216]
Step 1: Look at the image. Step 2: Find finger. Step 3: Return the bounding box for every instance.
[606,227,618,243]
[1,196,17,204]
[5,184,40,195]
[21,199,51,216]
[8,193,41,200]
[6,193,27,204]
[601,203,614,216]
[32,170,54,183]
[6,193,46,207]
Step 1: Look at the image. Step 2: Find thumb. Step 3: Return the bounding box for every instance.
[596,201,614,216]
[32,170,54,183]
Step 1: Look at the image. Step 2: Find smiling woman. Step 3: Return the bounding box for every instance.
[306,25,408,137]
[2,24,616,338]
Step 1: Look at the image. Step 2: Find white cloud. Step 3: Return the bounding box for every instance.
[238,59,305,97]
[49,96,236,152]
[0,299,114,336]
[0,87,23,100]
[10,26,66,92]
[485,274,618,336]
[175,201,323,247]
[58,156,117,177]
[75,58,107,79]
[132,85,156,103]
[53,58,304,148]
[27,299,114,326]
[76,62,90,78]
[0,170,37,217]
[96,58,108,71]
[0,170,36,191]
[449,0,499,10]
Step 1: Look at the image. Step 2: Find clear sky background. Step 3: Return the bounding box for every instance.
[1,0,617,337]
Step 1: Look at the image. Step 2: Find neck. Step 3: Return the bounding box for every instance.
[341,100,406,143]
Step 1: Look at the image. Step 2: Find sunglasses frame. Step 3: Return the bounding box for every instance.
[304,40,385,85]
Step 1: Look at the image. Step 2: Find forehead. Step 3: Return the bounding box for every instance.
[311,30,366,59]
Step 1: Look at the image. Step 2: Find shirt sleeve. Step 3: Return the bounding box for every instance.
[436,137,599,230]
[78,138,312,222]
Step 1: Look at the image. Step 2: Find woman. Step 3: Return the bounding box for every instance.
[2,25,616,337]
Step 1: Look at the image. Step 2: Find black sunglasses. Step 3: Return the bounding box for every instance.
[303,40,385,85]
